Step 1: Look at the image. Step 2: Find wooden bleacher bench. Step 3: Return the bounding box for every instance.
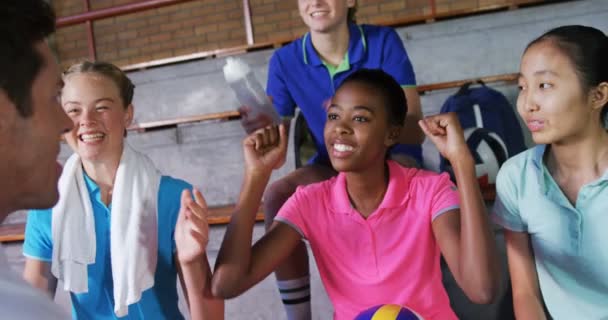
[0,204,265,243]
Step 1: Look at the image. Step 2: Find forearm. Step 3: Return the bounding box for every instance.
[513,293,547,320]
[180,256,224,320]
[212,171,271,297]
[451,155,500,302]
[23,260,57,297]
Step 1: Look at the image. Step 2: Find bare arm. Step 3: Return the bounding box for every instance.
[212,124,303,298]
[176,255,224,320]
[398,87,425,144]
[23,258,57,297]
[421,113,500,304]
[174,189,224,319]
[505,230,547,320]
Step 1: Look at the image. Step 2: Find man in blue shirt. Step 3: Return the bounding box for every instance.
[240,1,424,319]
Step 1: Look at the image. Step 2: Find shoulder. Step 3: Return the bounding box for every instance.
[272,35,306,62]
[160,176,192,193]
[293,176,336,200]
[158,176,192,207]
[496,146,540,185]
[360,24,401,43]
[26,208,53,228]
[409,167,451,186]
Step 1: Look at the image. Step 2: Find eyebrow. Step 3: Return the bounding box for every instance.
[327,104,375,113]
[533,70,559,77]
[519,70,559,80]
[63,97,116,106]
[353,105,375,113]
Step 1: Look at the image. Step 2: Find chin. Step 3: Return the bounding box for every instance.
[530,133,554,145]
[329,159,356,173]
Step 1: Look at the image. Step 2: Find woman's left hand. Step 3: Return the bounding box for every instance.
[175,189,209,265]
[419,112,470,163]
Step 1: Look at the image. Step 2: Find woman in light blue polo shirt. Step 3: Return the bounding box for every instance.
[21,61,223,320]
[492,25,608,319]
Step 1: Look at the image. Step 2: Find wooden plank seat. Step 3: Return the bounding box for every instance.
[0,186,496,243]
[0,204,264,243]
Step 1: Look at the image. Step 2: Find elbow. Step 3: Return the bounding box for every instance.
[210,272,242,299]
[466,286,498,305]
[464,278,500,304]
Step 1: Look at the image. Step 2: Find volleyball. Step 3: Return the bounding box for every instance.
[355,304,424,320]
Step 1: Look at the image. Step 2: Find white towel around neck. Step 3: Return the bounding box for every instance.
[51,143,161,317]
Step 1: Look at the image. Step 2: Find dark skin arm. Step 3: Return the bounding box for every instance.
[211,125,304,298]
[420,113,500,304]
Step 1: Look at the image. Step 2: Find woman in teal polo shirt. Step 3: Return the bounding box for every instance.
[240,1,424,319]
[492,25,608,319]
[22,61,223,319]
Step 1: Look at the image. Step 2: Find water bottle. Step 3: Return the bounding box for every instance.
[223,57,281,130]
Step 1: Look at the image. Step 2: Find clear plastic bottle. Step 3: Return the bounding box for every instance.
[223,57,281,128]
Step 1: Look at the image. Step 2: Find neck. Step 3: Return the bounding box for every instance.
[310,21,350,66]
[546,128,608,181]
[344,160,389,218]
[82,152,122,205]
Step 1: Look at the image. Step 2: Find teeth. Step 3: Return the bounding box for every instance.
[334,144,353,152]
[311,12,325,17]
[80,133,104,142]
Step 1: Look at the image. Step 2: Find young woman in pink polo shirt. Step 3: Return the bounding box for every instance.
[213,69,499,319]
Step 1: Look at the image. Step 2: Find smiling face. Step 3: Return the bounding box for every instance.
[298,0,355,34]
[61,72,133,164]
[324,81,399,172]
[517,40,597,145]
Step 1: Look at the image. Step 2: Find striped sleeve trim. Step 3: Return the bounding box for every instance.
[431,205,460,221]
[401,85,417,89]
[275,217,306,239]
[23,253,52,262]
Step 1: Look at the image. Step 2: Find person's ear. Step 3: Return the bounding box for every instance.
[384,126,400,147]
[124,104,134,127]
[590,82,608,111]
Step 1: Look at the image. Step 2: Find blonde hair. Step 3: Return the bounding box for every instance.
[63,60,135,108]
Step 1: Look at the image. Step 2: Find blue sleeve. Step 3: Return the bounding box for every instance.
[266,52,296,117]
[491,160,527,232]
[23,209,54,261]
[158,176,192,254]
[381,28,417,87]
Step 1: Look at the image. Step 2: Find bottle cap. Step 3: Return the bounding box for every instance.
[223,57,250,83]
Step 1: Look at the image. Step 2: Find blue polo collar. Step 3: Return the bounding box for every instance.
[302,23,367,66]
